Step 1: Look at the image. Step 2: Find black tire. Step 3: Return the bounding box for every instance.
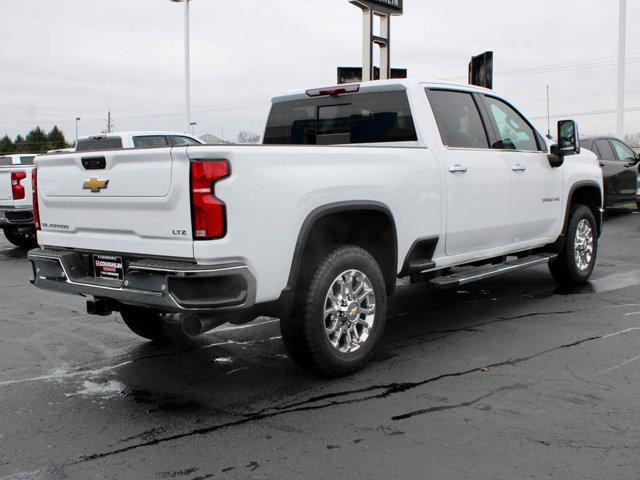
[3,226,37,249]
[281,245,388,377]
[549,204,598,286]
[120,308,184,343]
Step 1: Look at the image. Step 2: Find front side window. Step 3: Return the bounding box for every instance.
[484,96,538,151]
[427,90,488,149]
[170,136,201,146]
[19,156,35,165]
[610,139,636,161]
[133,136,169,148]
[594,139,615,161]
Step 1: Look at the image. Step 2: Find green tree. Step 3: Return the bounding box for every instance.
[0,135,13,154]
[47,126,68,150]
[25,127,48,153]
[13,135,26,153]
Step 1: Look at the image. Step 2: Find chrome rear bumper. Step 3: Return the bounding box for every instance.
[28,248,256,313]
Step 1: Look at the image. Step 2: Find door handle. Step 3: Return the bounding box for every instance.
[448,164,468,173]
[511,164,527,172]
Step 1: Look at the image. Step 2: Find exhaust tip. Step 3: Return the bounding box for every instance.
[182,314,204,337]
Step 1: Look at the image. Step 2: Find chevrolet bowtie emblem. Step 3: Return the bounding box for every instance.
[83,177,109,193]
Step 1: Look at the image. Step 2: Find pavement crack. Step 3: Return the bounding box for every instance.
[391,383,529,420]
[75,332,606,463]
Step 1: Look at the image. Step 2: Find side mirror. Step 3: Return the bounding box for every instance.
[548,120,580,168]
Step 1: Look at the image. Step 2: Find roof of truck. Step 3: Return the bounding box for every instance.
[77,131,201,140]
[272,79,494,103]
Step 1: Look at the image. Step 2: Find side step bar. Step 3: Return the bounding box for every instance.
[429,253,558,290]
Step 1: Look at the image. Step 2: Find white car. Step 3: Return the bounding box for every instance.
[0,154,37,247]
[29,80,603,376]
[75,131,203,151]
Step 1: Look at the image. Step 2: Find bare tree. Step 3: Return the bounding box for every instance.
[237,130,261,144]
[624,133,640,147]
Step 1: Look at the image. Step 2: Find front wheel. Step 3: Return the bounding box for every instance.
[3,226,37,249]
[281,245,388,377]
[549,204,598,286]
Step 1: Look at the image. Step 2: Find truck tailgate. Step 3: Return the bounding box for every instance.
[0,169,13,201]
[36,148,194,258]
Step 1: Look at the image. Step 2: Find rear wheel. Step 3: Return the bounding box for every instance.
[3,226,37,249]
[121,308,185,343]
[281,245,387,377]
[549,204,597,286]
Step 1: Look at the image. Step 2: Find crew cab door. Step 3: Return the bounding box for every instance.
[610,139,638,200]
[594,139,628,206]
[426,89,512,256]
[480,95,563,243]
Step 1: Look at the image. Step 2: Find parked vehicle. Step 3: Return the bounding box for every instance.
[75,131,203,151]
[28,80,603,376]
[581,137,639,209]
[0,154,38,247]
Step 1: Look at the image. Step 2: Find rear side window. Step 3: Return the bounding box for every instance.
[76,136,123,152]
[263,91,417,145]
[169,136,201,146]
[19,156,35,165]
[427,90,488,149]
[133,136,169,148]
[594,139,615,161]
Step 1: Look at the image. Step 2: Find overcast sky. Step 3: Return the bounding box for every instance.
[0,0,638,143]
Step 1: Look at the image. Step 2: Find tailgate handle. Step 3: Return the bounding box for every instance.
[82,157,106,170]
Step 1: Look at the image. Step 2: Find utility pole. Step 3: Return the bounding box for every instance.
[617,0,627,139]
[171,0,192,133]
[75,117,81,144]
[107,110,114,133]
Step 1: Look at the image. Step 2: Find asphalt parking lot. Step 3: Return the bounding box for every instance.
[1,211,639,480]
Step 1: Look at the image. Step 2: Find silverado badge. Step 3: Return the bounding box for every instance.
[83,177,109,193]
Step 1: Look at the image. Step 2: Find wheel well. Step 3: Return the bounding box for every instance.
[288,207,398,296]
[570,184,602,233]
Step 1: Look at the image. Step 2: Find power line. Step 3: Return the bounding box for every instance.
[530,105,640,121]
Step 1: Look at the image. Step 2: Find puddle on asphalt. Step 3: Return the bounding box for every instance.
[67,379,125,399]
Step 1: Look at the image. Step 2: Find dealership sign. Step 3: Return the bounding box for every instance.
[366,0,403,12]
[350,0,403,13]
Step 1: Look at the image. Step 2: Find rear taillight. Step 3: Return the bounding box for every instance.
[190,160,230,240]
[32,168,40,230]
[11,171,27,200]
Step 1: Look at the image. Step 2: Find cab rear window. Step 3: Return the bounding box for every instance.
[76,137,123,152]
[0,157,12,167]
[264,91,417,145]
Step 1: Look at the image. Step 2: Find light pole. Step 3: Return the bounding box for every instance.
[171,0,192,133]
[617,0,627,139]
[190,121,197,136]
[75,117,81,144]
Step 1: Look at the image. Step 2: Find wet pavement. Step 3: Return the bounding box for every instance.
[1,211,639,479]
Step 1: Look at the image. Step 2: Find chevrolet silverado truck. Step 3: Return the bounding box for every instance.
[0,154,37,247]
[28,80,603,377]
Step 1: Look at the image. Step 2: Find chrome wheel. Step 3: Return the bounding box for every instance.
[574,219,594,271]
[323,269,376,354]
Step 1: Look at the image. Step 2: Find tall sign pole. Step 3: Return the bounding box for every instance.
[349,0,403,82]
[617,0,627,139]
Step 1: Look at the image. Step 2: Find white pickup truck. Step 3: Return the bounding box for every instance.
[0,154,38,247]
[28,80,603,376]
